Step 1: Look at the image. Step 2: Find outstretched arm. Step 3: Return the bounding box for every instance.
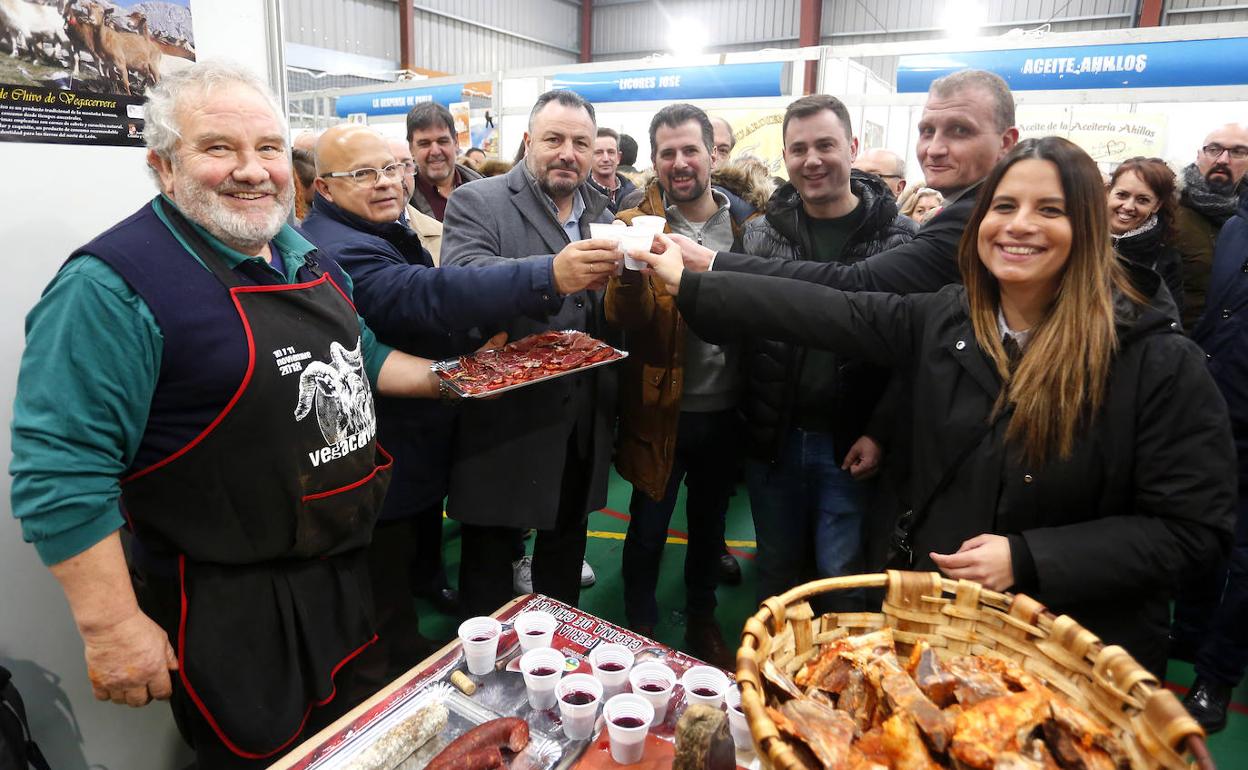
[634,233,923,368]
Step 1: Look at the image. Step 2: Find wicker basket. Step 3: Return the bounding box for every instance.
[735,571,1213,770]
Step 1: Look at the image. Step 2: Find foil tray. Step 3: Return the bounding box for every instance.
[431,337,627,399]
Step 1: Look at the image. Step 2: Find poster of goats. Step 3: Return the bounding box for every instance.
[0,0,194,146]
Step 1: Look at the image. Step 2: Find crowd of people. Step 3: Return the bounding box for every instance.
[9,57,1248,767]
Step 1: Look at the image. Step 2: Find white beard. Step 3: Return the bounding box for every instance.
[172,169,294,254]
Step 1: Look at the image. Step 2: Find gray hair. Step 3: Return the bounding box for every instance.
[710,116,735,150]
[143,59,287,171]
[928,69,1015,133]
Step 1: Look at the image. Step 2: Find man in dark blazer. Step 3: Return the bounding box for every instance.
[441,89,621,614]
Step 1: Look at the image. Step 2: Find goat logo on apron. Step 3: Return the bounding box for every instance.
[294,338,377,467]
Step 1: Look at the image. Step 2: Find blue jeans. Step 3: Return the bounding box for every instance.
[746,428,868,611]
[622,410,738,628]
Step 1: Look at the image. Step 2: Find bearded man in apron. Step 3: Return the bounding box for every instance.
[10,61,453,768]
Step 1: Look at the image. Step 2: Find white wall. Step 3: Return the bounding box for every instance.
[0,2,280,768]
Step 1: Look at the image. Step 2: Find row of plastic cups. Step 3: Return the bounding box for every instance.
[458,610,562,677]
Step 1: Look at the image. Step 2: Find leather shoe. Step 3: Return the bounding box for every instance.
[685,616,735,671]
[717,553,742,585]
[1183,677,1232,734]
[418,586,462,616]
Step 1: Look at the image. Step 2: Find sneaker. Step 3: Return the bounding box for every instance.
[512,556,533,595]
[581,559,596,588]
[1182,677,1232,734]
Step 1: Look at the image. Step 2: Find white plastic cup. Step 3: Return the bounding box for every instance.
[457,617,501,676]
[630,215,666,233]
[556,672,603,740]
[589,643,635,698]
[520,647,565,710]
[514,610,559,653]
[618,228,654,271]
[725,685,752,752]
[588,221,626,245]
[603,693,655,765]
[681,665,730,710]
[627,661,676,725]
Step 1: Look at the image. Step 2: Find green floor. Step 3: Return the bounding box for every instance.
[417,469,1248,768]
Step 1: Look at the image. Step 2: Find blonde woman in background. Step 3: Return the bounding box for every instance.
[899,185,944,223]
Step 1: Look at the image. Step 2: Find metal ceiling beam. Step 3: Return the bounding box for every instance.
[398,1,415,71]
[581,0,593,62]
[1136,0,1164,26]
[800,0,821,94]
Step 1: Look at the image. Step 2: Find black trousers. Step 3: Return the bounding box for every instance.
[357,517,438,683]
[1173,491,1248,687]
[459,434,593,616]
[622,409,737,628]
[409,500,452,594]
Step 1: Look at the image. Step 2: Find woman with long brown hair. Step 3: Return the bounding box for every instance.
[634,137,1235,676]
[1106,157,1184,316]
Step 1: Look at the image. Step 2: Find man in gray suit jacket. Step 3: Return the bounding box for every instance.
[441,89,621,614]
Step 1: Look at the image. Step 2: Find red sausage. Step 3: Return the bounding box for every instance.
[424,717,529,769]
[454,746,502,770]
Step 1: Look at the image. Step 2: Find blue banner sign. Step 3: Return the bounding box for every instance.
[551,62,785,103]
[897,38,1248,93]
[335,83,467,117]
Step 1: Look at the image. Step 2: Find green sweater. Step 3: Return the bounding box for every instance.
[10,197,393,566]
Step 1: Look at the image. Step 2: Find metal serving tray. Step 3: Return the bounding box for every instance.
[431,339,628,399]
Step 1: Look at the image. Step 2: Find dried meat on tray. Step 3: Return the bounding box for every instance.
[432,330,626,397]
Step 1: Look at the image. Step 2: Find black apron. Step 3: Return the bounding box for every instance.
[120,210,392,760]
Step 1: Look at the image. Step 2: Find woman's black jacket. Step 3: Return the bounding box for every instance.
[677,262,1235,676]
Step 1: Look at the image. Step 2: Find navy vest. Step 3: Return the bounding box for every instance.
[70,199,354,475]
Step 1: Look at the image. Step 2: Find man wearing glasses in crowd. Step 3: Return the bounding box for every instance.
[853,147,908,199]
[301,124,614,678]
[1173,124,1248,328]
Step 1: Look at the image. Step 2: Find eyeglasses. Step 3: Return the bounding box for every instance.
[396,159,416,172]
[320,163,404,186]
[1201,144,1248,161]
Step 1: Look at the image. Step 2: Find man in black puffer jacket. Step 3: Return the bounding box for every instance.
[740,95,917,607]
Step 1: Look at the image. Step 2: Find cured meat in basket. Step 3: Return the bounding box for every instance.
[764,628,1130,770]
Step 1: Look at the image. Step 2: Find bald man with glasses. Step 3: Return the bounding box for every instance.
[301,125,616,678]
[1174,123,1248,328]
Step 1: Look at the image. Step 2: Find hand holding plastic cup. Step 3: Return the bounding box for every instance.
[681,665,730,710]
[589,643,635,698]
[556,672,603,740]
[604,693,655,765]
[457,616,502,676]
[588,222,627,276]
[520,647,565,710]
[725,684,753,752]
[627,661,676,725]
[514,610,559,652]
[618,228,655,272]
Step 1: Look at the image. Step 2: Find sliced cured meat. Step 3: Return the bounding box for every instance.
[437,331,623,396]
